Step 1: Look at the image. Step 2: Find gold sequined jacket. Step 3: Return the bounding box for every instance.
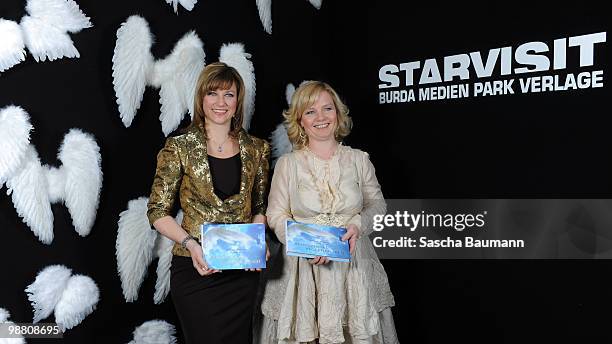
[147,126,270,257]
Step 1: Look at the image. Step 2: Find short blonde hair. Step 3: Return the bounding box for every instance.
[284,81,352,149]
[190,62,245,138]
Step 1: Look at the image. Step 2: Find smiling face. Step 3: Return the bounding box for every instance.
[202,83,238,127]
[299,90,338,144]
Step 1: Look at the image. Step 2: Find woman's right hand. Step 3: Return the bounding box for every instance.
[186,239,220,276]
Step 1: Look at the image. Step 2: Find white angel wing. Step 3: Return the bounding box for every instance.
[0,106,32,184]
[308,0,323,9]
[285,83,296,105]
[269,83,296,166]
[112,15,154,128]
[54,275,99,331]
[25,265,72,323]
[270,123,292,167]
[0,19,26,72]
[153,235,174,304]
[256,0,272,34]
[50,129,102,236]
[152,31,205,136]
[116,197,157,303]
[6,146,54,244]
[20,0,92,62]
[165,0,198,13]
[219,43,256,130]
[25,0,92,33]
[128,320,177,344]
[153,210,182,304]
[0,308,26,344]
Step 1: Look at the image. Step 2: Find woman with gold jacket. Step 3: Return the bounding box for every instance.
[146,62,270,344]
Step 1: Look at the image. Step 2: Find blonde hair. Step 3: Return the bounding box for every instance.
[283,81,352,149]
[190,62,245,138]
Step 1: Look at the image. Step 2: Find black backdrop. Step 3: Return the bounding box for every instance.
[1,1,611,343]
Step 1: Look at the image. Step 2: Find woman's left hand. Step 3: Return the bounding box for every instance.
[342,224,360,254]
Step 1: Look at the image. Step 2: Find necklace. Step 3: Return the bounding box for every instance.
[209,135,231,153]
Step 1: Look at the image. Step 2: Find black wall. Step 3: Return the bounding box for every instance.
[1,1,611,343]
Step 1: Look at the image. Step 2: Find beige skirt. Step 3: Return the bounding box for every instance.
[259,240,399,344]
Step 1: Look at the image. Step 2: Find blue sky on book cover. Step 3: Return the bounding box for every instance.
[286,221,350,261]
[201,223,266,269]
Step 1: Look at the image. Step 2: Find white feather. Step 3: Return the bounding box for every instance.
[25,0,92,33]
[0,19,26,72]
[269,83,296,166]
[113,16,205,136]
[112,15,154,128]
[20,0,92,62]
[0,106,32,183]
[0,308,26,344]
[256,0,272,34]
[153,235,174,304]
[164,0,198,13]
[6,146,54,244]
[307,0,322,9]
[128,319,177,344]
[285,83,295,105]
[116,199,180,304]
[2,106,101,243]
[20,17,79,62]
[270,123,292,167]
[54,129,102,236]
[153,210,182,304]
[116,197,157,302]
[25,265,72,323]
[219,43,256,130]
[151,31,205,136]
[54,275,99,331]
[0,308,10,322]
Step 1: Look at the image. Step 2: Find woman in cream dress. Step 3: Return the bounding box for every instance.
[260,81,398,344]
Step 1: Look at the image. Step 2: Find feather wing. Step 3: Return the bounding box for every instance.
[164,0,197,13]
[25,265,72,323]
[270,123,292,167]
[0,106,32,184]
[256,0,273,34]
[25,0,92,33]
[152,31,205,136]
[269,83,296,166]
[129,320,177,344]
[55,129,102,237]
[6,146,54,244]
[0,308,26,344]
[153,235,174,304]
[20,0,91,62]
[116,197,157,303]
[178,0,198,11]
[308,0,323,9]
[54,275,99,331]
[219,43,256,131]
[0,19,26,72]
[112,16,154,128]
[153,210,182,304]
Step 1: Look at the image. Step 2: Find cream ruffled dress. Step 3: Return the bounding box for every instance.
[259,146,399,344]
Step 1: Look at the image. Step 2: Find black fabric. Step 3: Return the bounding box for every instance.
[170,256,260,344]
[208,153,241,201]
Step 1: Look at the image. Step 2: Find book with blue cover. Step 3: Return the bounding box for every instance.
[200,223,266,269]
[285,220,351,262]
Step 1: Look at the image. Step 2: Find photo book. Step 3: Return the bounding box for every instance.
[285,220,351,262]
[200,223,266,269]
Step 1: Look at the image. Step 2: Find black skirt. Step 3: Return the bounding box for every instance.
[170,255,260,344]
